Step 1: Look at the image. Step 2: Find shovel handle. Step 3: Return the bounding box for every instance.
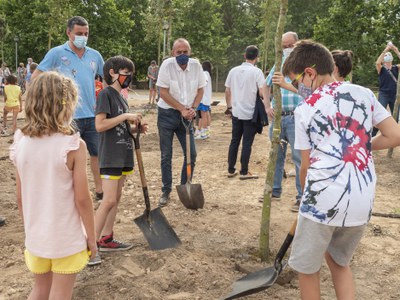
[127,121,151,217]
[274,217,298,267]
[182,118,192,183]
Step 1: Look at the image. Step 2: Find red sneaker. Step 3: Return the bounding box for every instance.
[98,233,133,252]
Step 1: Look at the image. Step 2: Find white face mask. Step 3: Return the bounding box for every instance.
[384,52,393,63]
[73,35,88,49]
[283,47,294,57]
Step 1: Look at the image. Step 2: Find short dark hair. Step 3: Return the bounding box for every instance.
[331,50,353,78]
[282,40,334,76]
[30,62,38,73]
[245,45,259,60]
[202,61,212,75]
[103,56,135,85]
[67,16,88,32]
[6,74,17,84]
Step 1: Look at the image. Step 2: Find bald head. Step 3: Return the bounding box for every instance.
[172,38,191,57]
[282,32,298,49]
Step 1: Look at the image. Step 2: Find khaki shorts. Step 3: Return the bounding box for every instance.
[25,249,90,274]
[288,215,366,274]
[4,105,20,113]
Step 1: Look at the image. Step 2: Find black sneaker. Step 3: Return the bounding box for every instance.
[96,192,103,201]
[158,191,170,207]
[87,252,102,266]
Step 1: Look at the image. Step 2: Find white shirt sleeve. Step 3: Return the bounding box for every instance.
[156,60,170,88]
[256,69,266,88]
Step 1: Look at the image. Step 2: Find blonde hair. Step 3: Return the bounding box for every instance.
[22,71,78,137]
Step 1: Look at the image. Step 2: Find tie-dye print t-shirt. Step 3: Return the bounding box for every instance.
[294,81,390,227]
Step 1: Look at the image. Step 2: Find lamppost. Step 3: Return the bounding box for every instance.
[162,21,169,58]
[14,36,19,73]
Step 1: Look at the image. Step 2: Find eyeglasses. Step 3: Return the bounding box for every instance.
[291,64,316,89]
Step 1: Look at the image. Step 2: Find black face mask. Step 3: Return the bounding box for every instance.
[117,74,132,89]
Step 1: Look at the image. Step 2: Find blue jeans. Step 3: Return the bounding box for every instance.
[228,117,258,175]
[269,115,302,200]
[157,107,196,193]
[73,118,98,156]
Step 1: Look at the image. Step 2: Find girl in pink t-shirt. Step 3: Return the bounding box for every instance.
[10,72,96,300]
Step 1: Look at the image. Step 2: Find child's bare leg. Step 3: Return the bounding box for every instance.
[325,252,355,300]
[206,111,211,127]
[28,272,52,300]
[12,110,18,133]
[298,271,321,300]
[49,273,77,300]
[102,176,126,236]
[3,109,8,130]
[95,179,120,240]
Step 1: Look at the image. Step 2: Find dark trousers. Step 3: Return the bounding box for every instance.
[157,107,196,193]
[228,117,257,175]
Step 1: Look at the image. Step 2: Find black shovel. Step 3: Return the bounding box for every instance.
[129,123,181,250]
[176,118,205,210]
[221,219,298,300]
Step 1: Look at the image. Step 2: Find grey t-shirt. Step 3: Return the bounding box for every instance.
[96,86,134,169]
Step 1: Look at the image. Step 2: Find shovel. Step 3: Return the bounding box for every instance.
[221,218,298,300]
[129,122,181,250]
[176,118,205,210]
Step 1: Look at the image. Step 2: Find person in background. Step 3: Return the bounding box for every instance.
[156,38,206,206]
[32,16,104,200]
[10,71,96,300]
[24,58,33,79]
[283,38,400,300]
[225,45,268,180]
[147,60,158,105]
[95,74,103,100]
[373,41,400,136]
[331,50,353,82]
[2,75,22,136]
[25,62,38,91]
[195,61,213,140]
[16,63,26,93]
[266,31,303,212]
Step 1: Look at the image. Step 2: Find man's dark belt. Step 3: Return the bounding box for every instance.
[281,110,294,116]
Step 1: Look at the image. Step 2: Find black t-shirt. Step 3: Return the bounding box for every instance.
[96,86,134,169]
[379,65,399,97]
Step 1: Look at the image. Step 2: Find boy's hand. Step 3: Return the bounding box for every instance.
[131,122,148,134]
[126,113,142,125]
[180,107,196,120]
[272,72,286,86]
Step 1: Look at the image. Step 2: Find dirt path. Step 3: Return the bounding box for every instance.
[0,90,399,299]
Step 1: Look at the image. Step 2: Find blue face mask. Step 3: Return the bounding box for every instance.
[73,35,88,49]
[298,82,313,99]
[176,54,189,65]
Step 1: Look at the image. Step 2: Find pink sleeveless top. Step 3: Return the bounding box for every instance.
[10,130,87,258]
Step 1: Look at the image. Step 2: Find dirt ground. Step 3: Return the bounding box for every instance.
[0,90,400,300]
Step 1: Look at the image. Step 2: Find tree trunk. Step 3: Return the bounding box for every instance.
[387,77,400,157]
[262,0,273,73]
[259,0,288,262]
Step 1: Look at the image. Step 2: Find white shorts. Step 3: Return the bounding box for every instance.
[288,215,366,274]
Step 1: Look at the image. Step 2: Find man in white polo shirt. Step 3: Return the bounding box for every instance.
[156,38,206,206]
[225,45,268,180]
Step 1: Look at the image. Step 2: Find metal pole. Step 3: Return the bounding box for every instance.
[163,29,166,58]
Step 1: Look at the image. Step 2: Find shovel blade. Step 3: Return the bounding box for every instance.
[221,262,286,300]
[176,183,205,210]
[134,207,181,250]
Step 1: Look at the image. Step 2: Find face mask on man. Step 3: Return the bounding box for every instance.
[176,54,189,65]
[283,47,294,57]
[117,74,132,89]
[297,82,313,99]
[73,35,88,49]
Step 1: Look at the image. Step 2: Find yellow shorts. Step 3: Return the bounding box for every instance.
[24,249,90,275]
[4,105,20,113]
